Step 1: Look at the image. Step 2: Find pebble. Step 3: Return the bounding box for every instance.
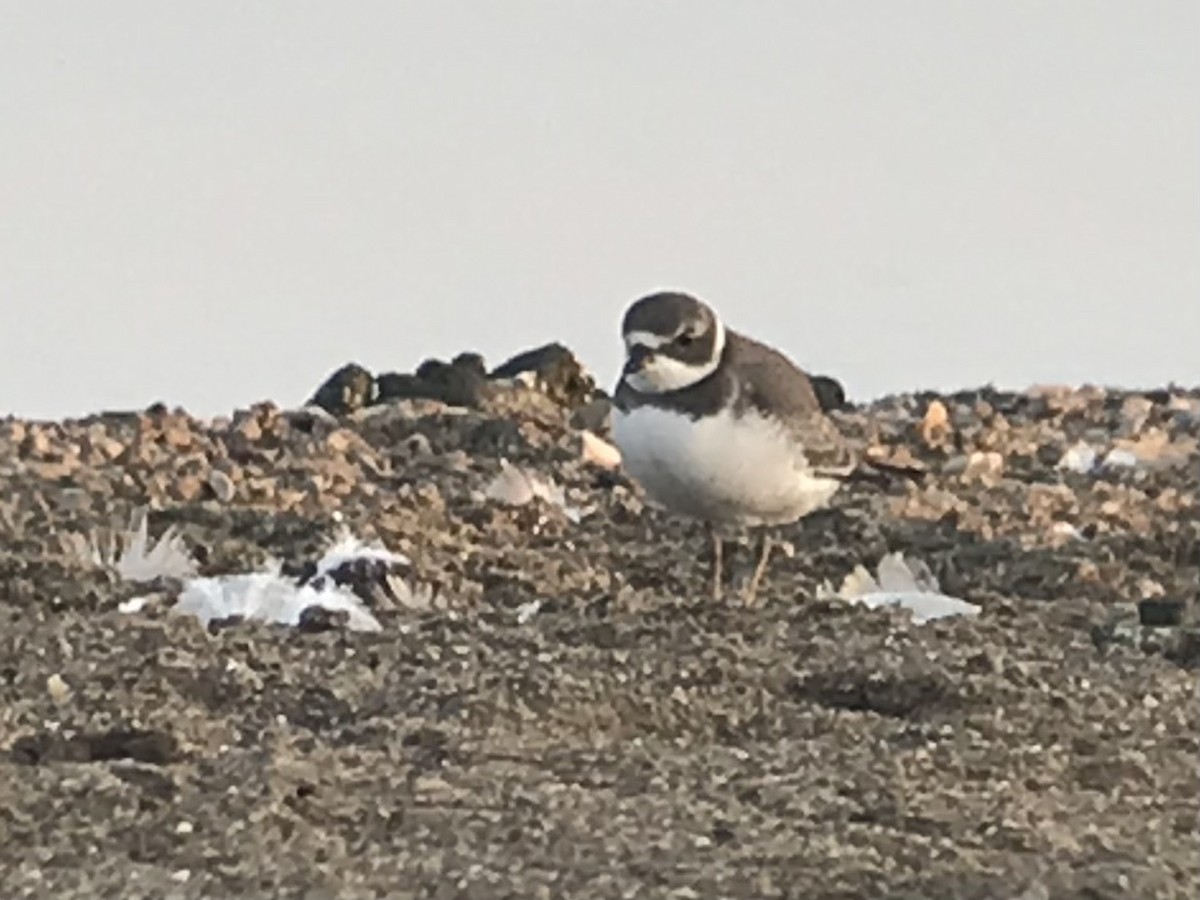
[46,674,70,704]
[207,469,237,503]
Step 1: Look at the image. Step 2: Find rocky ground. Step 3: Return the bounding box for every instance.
[1,347,1197,899]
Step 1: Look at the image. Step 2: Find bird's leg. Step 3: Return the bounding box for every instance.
[707,522,723,601]
[742,531,774,607]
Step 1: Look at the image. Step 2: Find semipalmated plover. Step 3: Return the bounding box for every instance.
[612,290,868,604]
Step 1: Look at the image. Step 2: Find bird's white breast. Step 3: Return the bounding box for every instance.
[611,404,842,526]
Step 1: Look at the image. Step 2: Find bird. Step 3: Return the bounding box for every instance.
[610,290,870,605]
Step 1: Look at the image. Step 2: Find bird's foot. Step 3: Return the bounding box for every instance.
[707,524,724,601]
[739,534,776,608]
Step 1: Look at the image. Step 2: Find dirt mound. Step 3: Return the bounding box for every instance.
[1,361,1197,898]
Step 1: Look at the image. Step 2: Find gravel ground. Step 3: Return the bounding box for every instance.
[1,355,1197,899]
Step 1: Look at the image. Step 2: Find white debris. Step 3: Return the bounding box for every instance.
[173,564,382,633]
[844,590,980,624]
[485,458,581,522]
[1057,443,1098,474]
[1058,441,1158,475]
[117,596,151,614]
[580,430,622,469]
[1050,521,1086,542]
[1101,447,1139,468]
[515,599,542,624]
[820,552,980,624]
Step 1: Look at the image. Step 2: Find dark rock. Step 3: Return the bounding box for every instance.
[491,342,596,408]
[378,354,492,408]
[1138,598,1185,627]
[448,352,488,379]
[11,727,179,766]
[297,605,350,633]
[308,363,376,416]
[1165,627,1200,669]
[375,372,430,403]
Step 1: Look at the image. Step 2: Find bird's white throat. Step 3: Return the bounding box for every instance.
[624,319,726,394]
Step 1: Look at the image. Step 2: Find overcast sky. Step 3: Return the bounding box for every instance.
[2,2,1197,419]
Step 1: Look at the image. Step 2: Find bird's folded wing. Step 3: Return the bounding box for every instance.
[790,415,859,477]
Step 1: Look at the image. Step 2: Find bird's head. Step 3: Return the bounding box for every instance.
[619,291,726,394]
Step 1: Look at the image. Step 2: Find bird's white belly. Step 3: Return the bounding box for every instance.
[611,405,842,526]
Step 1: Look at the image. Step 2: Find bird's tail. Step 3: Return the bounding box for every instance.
[837,455,928,487]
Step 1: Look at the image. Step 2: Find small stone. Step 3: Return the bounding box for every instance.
[297,606,350,633]
[942,455,969,476]
[402,433,433,458]
[1137,599,1184,627]
[173,475,205,502]
[207,469,237,503]
[580,431,621,470]
[919,400,951,447]
[20,428,54,458]
[1120,396,1154,435]
[46,674,70,704]
[232,415,263,444]
[160,420,194,450]
[309,362,376,416]
[325,429,358,455]
[963,450,1004,480]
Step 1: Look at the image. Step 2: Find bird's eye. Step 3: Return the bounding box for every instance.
[676,332,695,347]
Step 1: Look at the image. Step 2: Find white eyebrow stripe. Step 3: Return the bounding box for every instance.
[624,330,671,349]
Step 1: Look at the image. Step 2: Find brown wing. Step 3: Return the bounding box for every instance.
[727,333,859,476]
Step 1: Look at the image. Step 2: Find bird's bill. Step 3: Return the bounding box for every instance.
[623,344,654,376]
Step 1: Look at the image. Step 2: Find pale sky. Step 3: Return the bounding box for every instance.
[2,2,1197,419]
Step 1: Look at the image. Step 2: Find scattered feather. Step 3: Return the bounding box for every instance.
[515,599,542,624]
[820,552,980,624]
[173,564,383,633]
[66,507,198,582]
[91,513,406,632]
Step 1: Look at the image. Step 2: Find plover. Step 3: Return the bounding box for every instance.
[611,290,868,604]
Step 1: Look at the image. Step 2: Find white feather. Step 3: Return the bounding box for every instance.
[173,564,383,632]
